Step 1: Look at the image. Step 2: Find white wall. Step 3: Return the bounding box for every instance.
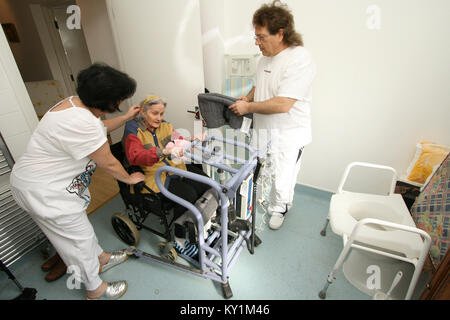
[218,0,450,192]
[0,27,38,161]
[106,0,205,136]
[77,0,126,144]
[199,0,225,93]
[76,0,119,69]
[2,0,449,193]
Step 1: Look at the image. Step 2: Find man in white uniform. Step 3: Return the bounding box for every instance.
[229,1,315,230]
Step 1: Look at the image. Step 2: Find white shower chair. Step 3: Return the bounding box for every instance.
[319,162,431,300]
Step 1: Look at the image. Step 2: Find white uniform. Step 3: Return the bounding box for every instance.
[253,46,315,214]
[10,97,107,290]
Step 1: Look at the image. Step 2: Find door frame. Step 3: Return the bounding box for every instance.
[29,1,79,97]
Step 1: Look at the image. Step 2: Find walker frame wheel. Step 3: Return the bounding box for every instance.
[254,235,262,247]
[158,241,178,262]
[111,213,140,246]
[318,290,327,299]
[124,246,137,256]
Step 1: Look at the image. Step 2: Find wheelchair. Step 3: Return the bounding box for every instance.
[110,142,181,261]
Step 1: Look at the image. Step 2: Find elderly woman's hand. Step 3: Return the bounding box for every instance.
[164,145,184,157]
[163,145,185,164]
[125,105,141,121]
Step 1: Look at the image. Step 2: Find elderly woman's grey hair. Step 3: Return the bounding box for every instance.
[134,95,167,124]
[140,95,167,112]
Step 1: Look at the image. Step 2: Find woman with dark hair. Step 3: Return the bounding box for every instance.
[10,63,145,299]
[76,63,137,113]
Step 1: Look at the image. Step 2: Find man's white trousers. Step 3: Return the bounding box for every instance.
[265,149,303,214]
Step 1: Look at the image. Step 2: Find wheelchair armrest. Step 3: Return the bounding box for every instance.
[127,166,159,197]
[139,182,160,197]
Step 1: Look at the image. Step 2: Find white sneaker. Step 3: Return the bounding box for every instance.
[269,213,285,230]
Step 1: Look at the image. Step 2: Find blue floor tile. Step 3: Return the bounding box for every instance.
[0,184,375,300]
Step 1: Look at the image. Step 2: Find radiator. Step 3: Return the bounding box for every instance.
[0,133,47,267]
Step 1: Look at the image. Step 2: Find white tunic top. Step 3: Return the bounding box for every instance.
[10,97,107,218]
[253,46,315,153]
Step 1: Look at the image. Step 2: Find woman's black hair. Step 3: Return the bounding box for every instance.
[76,63,137,113]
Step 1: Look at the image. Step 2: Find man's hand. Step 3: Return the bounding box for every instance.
[230,97,297,115]
[228,100,251,116]
[190,132,206,142]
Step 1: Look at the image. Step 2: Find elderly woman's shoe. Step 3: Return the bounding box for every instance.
[99,250,129,274]
[86,281,128,300]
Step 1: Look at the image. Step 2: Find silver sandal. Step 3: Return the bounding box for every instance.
[86,280,128,300]
[99,250,129,274]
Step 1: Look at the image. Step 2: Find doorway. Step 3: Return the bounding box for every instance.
[0,0,117,214]
[0,0,92,120]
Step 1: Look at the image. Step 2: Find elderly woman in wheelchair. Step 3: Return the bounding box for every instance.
[114,95,215,261]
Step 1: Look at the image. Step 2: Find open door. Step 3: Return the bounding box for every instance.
[50,5,92,87]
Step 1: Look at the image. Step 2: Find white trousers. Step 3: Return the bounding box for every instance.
[265,148,304,214]
[10,186,103,291]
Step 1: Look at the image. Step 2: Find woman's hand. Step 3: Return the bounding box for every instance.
[125,105,141,121]
[102,105,141,133]
[128,172,145,185]
[89,142,145,185]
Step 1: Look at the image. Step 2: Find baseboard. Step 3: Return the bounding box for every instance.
[296,182,335,195]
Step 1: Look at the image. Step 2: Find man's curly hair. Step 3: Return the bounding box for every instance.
[253,1,303,47]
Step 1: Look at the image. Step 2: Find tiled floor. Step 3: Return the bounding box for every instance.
[0,184,427,301]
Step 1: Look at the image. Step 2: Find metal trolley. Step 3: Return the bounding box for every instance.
[123,135,263,299]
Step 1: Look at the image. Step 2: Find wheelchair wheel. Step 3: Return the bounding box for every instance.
[111,213,140,246]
